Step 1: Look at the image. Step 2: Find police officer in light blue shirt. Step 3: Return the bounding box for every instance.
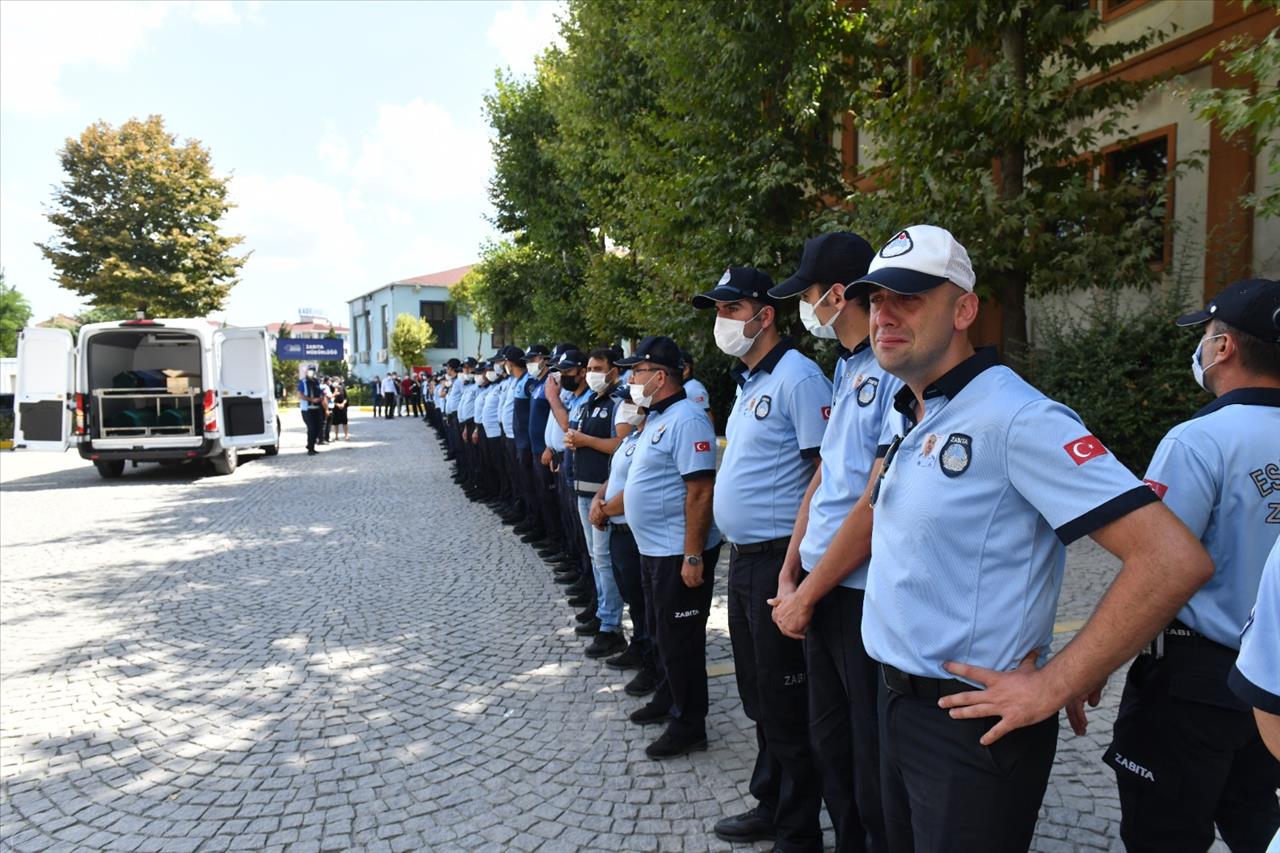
[766,231,896,852]
[851,224,1212,853]
[619,335,722,760]
[692,266,831,851]
[1104,278,1280,852]
[1229,539,1280,853]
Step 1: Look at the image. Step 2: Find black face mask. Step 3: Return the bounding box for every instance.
[560,375,580,392]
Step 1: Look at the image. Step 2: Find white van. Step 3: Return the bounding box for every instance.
[13,318,280,478]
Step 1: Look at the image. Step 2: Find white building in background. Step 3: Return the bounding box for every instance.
[265,310,351,363]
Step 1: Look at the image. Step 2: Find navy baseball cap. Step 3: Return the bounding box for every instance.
[692,266,777,309]
[772,231,875,298]
[463,357,478,368]
[445,358,462,369]
[551,349,587,371]
[856,225,976,294]
[524,344,551,358]
[1176,278,1280,343]
[616,335,684,371]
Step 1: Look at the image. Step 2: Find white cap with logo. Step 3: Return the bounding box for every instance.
[856,224,975,294]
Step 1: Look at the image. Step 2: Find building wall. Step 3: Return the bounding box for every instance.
[347,285,494,381]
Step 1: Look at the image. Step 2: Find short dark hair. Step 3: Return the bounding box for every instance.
[588,347,617,366]
[1210,319,1280,379]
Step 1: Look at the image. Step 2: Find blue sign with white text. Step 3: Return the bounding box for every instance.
[276,339,344,360]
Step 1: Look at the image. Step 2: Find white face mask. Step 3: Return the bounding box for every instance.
[629,373,658,407]
[1191,333,1226,391]
[485,370,499,382]
[528,361,544,379]
[618,401,645,425]
[586,371,610,394]
[495,363,506,376]
[799,284,843,340]
[713,307,766,358]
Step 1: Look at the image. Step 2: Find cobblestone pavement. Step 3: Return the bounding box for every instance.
[0,412,1223,852]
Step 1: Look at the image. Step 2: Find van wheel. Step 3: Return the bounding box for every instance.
[94,460,126,479]
[211,447,238,475]
[263,418,281,456]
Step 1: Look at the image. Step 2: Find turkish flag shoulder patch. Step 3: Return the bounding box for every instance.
[1144,479,1168,498]
[694,441,712,453]
[1064,435,1108,465]
[821,406,831,420]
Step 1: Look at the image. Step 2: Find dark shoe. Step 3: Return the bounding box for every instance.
[307,448,318,455]
[713,805,776,844]
[645,726,707,759]
[574,606,596,624]
[624,667,659,697]
[574,618,600,636]
[513,522,535,535]
[553,572,579,585]
[605,640,644,670]
[584,630,627,659]
[629,700,670,726]
[567,594,592,609]
[519,531,544,544]
[566,578,592,597]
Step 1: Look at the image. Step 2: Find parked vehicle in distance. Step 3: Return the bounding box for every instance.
[13,318,280,478]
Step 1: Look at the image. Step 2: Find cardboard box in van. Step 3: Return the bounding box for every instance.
[161,369,200,394]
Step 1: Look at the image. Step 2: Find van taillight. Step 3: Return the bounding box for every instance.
[203,390,218,434]
[74,394,86,435]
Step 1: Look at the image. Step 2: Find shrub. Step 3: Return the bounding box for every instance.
[1028,285,1209,472]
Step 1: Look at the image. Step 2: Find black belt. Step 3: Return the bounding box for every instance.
[612,522,631,533]
[731,536,790,555]
[881,664,971,699]
[1147,620,1232,660]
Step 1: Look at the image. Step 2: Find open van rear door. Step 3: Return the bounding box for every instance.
[14,327,75,451]
[214,328,277,448]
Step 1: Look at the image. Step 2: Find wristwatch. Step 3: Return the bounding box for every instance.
[684,555,702,566]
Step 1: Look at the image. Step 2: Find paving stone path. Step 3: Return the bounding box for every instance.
[0,411,1223,851]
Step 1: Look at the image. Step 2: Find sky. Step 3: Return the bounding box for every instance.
[0,0,564,328]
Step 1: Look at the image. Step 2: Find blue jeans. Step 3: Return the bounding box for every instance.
[577,495,622,633]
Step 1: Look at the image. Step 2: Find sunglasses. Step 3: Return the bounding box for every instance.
[869,434,903,509]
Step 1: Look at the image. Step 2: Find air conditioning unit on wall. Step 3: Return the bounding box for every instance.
[377,349,388,363]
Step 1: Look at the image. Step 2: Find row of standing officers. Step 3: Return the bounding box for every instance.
[421,226,1279,853]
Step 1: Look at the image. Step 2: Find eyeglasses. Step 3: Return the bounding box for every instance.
[630,366,666,376]
[869,434,903,509]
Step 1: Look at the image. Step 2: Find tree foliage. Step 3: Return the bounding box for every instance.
[1188,13,1279,219]
[270,322,295,400]
[38,115,247,318]
[389,313,436,374]
[0,272,33,358]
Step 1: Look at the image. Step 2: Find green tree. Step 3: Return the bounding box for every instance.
[389,313,436,374]
[38,115,248,318]
[271,322,295,402]
[835,0,1176,362]
[1188,14,1279,219]
[0,272,33,357]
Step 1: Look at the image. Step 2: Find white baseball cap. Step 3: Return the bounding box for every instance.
[856,224,975,293]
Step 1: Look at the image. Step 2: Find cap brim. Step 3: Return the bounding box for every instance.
[1175,309,1211,327]
[615,355,644,367]
[691,286,772,309]
[768,272,814,299]
[856,267,948,294]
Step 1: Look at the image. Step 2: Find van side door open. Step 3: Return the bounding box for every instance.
[214,329,277,448]
[14,327,75,451]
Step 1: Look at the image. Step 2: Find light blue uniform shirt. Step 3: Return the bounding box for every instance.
[545,387,585,453]
[799,340,903,588]
[481,380,504,435]
[444,376,463,416]
[714,340,831,545]
[685,378,711,412]
[863,349,1157,682]
[499,375,518,437]
[606,429,642,526]
[1143,388,1280,648]
[458,380,480,422]
[624,391,722,557]
[1230,538,1280,716]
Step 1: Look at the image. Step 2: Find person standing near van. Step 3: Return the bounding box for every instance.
[331,381,349,441]
[297,368,324,455]
[381,372,397,419]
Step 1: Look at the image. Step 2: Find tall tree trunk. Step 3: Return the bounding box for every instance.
[999,18,1029,368]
